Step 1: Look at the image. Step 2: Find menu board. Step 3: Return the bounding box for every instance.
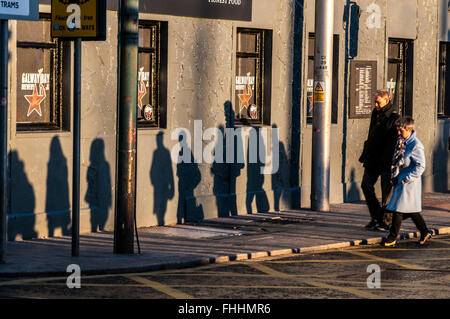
[349,60,377,119]
[143,0,252,21]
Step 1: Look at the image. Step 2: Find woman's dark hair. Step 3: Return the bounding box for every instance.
[395,116,414,130]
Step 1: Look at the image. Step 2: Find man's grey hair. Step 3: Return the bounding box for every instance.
[373,89,390,99]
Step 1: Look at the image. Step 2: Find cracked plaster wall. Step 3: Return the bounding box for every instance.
[136,0,296,226]
[6,0,446,239]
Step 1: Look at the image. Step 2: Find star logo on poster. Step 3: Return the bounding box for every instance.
[25,83,46,117]
[238,73,253,115]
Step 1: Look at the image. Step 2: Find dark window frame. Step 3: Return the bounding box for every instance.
[16,13,69,132]
[307,33,339,125]
[438,42,450,118]
[234,27,272,126]
[137,20,168,129]
[387,38,414,117]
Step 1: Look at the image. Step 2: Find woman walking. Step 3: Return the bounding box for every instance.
[382,116,433,247]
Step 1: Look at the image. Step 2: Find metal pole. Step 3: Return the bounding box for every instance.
[72,38,82,257]
[114,0,138,254]
[311,0,334,212]
[0,19,8,264]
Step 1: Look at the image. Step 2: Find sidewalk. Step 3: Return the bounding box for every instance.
[0,192,449,277]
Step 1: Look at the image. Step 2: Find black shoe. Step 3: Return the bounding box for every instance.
[374,222,390,231]
[418,231,432,245]
[365,219,377,229]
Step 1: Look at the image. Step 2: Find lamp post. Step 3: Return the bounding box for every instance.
[0,19,7,263]
[311,0,334,212]
[114,0,139,254]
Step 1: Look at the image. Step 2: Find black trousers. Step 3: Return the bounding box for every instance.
[361,167,392,223]
[387,212,429,242]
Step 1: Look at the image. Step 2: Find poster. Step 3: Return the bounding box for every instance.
[349,60,377,119]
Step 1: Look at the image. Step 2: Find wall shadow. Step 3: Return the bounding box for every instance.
[211,124,230,217]
[7,151,37,240]
[150,132,175,226]
[176,130,204,223]
[290,0,304,209]
[432,122,449,192]
[211,101,244,217]
[45,136,71,237]
[246,128,269,214]
[271,124,290,212]
[342,1,360,202]
[85,138,112,232]
[346,167,361,201]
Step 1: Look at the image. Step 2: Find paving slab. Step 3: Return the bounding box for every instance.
[0,192,448,277]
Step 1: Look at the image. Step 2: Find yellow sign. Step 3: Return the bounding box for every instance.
[314,81,325,92]
[51,0,105,39]
[314,92,325,102]
[313,81,326,102]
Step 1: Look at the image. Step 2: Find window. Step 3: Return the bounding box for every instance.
[307,33,339,124]
[438,42,450,118]
[137,20,168,128]
[235,28,272,125]
[387,39,414,116]
[16,14,70,131]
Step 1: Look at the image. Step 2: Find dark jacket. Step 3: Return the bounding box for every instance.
[359,102,400,171]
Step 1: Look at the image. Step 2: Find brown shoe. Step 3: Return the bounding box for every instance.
[418,231,432,245]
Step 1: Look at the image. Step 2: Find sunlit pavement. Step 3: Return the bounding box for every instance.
[1,193,449,278]
[1,234,449,299]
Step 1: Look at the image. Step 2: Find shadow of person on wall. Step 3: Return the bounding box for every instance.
[150,132,175,226]
[271,125,290,212]
[45,136,71,237]
[211,101,244,217]
[8,151,37,240]
[211,124,230,217]
[226,102,245,217]
[246,128,269,214]
[432,125,449,192]
[85,138,112,232]
[346,168,362,202]
[176,130,203,223]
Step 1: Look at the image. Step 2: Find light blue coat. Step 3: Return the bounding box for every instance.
[386,130,425,213]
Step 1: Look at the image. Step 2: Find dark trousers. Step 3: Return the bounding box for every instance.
[361,167,392,224]
[387,212,429,242]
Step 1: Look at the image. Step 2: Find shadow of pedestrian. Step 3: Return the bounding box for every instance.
[271,124,290,212]
[432,123,449,192]
[175,130,204,223]
[8,150,37,240]
[45,136,71,237]
[211,124,230,217]
[211,101,244,217]
[345,168,362,202]
[246,128,269,214]
[150,132,175,226]
[85,138,112,232]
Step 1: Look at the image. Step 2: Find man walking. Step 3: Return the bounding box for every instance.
[359,89,400,230]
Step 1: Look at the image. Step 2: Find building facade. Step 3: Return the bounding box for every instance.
[4,0,449,240]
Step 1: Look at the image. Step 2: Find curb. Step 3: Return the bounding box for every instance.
[1,227,449,278]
